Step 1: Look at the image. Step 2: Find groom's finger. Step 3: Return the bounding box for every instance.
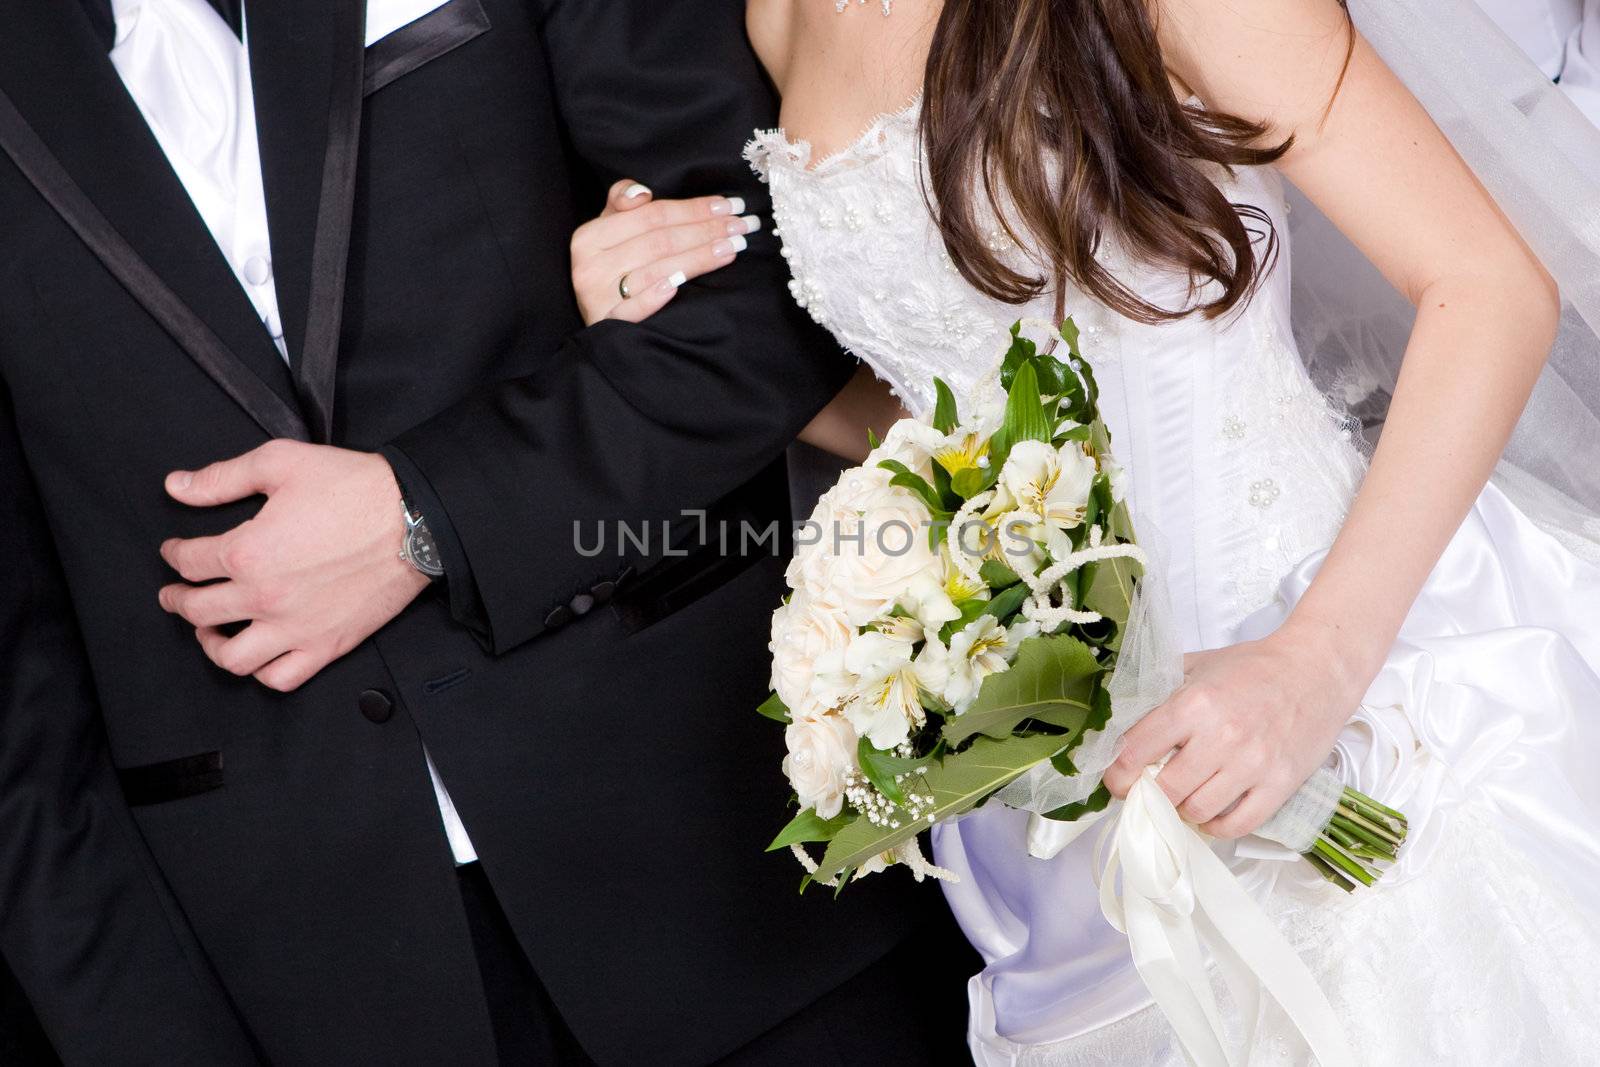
[254,649,323,693]
[166,440,295,507]
[195,622,287,678]
[158,580,253,628]
[160,534,229,582]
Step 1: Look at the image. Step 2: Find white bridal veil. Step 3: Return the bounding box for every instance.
[1293,0,1600,562]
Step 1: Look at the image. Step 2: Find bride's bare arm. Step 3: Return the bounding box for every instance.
[1105,0,1559,833]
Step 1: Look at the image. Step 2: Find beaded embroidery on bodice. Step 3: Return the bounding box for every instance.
[746,99,1369,638]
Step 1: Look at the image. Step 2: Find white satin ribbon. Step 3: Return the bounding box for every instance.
[1028,770,1355,1067]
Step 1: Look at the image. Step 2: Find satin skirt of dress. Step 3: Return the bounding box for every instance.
[934,481,1600,1064]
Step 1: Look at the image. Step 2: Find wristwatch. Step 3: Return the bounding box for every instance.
[398,490,445,580]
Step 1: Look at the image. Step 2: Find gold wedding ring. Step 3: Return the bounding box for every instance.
[618,273,633,300]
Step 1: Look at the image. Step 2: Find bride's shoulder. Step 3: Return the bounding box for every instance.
[1154,0,1353,137]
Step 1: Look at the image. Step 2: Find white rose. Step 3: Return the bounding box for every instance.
[790,466,941,627]
[783,714,859,820]
[769,591,856,720]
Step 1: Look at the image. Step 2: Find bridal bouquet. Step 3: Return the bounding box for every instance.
[762,320,1407,892]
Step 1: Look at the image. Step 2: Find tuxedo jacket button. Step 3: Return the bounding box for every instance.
[544,605,573,630]
[569,593,595,616]
[358,688,394,724]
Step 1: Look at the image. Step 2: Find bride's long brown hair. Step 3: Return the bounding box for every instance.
[921,0,1350,323]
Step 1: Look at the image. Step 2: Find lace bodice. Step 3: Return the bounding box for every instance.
[746,100,1368,641]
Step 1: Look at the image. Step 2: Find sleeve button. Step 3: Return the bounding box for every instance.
[544,605,573,630]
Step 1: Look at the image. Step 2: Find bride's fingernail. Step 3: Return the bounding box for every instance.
[657,270,688,292]
[713,235,748,256]
[624,183,652,199]
[710,196,745,217]
[739,215,763,234]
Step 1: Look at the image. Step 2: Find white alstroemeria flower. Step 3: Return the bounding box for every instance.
[783,713,859,819]
[839,629,940,750]
[1102,458,1129,503]
[865,418,946,483]
[943,615,1042,712]
[1000,439,1097,534]
[769,591,856,720]
[898,546,991,633]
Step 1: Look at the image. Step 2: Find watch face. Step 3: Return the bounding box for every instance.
[406,523,445,578]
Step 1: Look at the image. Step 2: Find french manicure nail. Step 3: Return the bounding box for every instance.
[624,183,652,199]
[739,215,763,234]
[658,270,689,293]
[713,235,748,256]
[711,196,745,217]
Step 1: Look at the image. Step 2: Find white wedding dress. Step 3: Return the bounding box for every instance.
[748,100,1600,1064]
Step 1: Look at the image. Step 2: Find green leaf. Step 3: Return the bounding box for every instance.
[932,378,960,435]
[867,427,882,450]
[980,559,1022,589]
[1080,551,1142,631]
[942,634,1103,745]
[877,460,951,521]
[767,807,856,851]
[1059,317,1083,360]
[938,596,994,645]
[757,692,791,724]
[815,732,1073,879]
[989,361,1052,472]
[982,582,1030,622]
[950,466,990,500]
[857,737,911,807]
[1041,781,1114,823]
[932,461,957,511]
[999,322,1039,390]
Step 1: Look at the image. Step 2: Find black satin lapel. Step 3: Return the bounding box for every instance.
[364,0,491,96]
[249,0,366,443]
[0,1,307,440]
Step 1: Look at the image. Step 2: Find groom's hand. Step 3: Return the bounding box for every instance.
[157,440,430,692]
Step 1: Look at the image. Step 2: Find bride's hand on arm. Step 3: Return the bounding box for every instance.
[1104,0,1560,835]
[569,180,910,462]
[569,179,761,324]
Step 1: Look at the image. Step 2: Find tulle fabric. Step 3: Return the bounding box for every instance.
[1297,0,1600,559]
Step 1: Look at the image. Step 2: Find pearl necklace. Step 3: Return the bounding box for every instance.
[836,0,893,14]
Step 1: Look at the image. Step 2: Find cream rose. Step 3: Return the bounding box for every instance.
[769,591,856,720]
[791,467,941,626]
[783,713,859,819]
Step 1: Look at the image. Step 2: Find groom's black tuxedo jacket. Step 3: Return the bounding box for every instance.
[0,1,946,1063]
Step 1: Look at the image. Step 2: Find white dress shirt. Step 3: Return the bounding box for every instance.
[109,0,478,865]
